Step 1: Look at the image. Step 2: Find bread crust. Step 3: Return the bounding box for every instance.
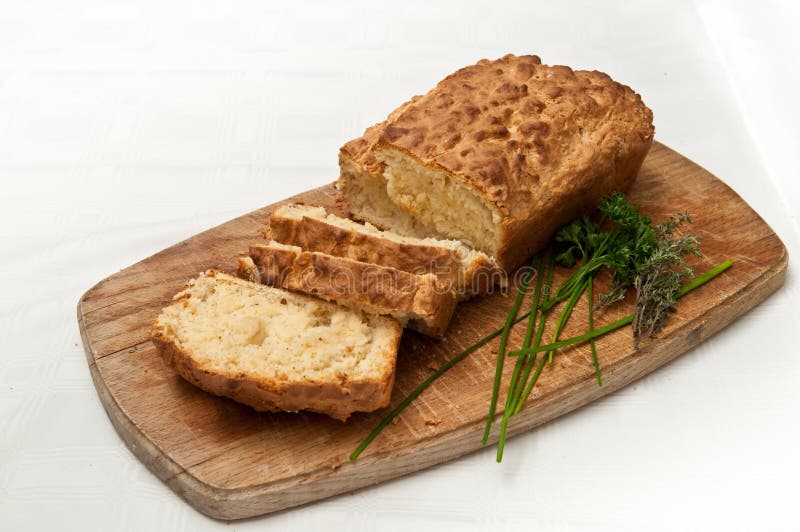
[268,205,505,300]
[236,256,262,284]
[151,337,397,422]
[340,95,421,176]
[340,54,654,270]
[151,271,401,421]
[249,243,457,338]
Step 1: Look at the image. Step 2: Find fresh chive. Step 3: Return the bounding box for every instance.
[503,255,544,411]
[510,251,555,416]
[496,253,546,461]
[515,345,549,409]
[547,277,589,364]
[481,255,537,445]
[514,314,633,357]
[588,277,602,387]
[514,259,589,411]
[676,259,732,296]
[522,253,546,349]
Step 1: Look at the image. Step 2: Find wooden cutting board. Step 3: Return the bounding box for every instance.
[78,142,787,520]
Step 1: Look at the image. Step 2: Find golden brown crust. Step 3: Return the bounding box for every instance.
[340,54,654,269]
[249,243,457,338]
[236,256,262,284]
[152,337,397,422]
[268,206,505,299]
[340,96,421,175]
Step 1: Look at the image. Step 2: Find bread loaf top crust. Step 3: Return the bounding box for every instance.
[371,54,654,221]
[340,96,420,175]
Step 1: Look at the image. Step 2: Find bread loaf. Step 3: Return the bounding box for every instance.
[268,204,505,300]
[247,241,458,338]
[338,54,654,270]
[151,270,402,421]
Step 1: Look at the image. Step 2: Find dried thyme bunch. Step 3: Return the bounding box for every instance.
[631,213,701,343]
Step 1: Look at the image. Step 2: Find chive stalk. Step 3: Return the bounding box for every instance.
[509,252,555,416]
[588,277,602,387]
[496,253,545,461]
[481,255,537,444]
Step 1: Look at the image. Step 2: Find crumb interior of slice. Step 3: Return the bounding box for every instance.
[376,149,501,254]
[259,239,302,255]
[156,274,396,383]
[339,155,437,238]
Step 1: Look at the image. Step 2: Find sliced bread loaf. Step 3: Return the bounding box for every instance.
[247,241,458,338]
[151,270,402,421]
[268,204,505,300]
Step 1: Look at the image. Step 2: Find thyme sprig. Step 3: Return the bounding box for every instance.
[632,214,701,343]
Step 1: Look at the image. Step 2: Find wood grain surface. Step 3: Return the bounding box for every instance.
[78,142,787,520]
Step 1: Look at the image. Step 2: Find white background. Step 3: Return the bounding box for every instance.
[1,1,799,530]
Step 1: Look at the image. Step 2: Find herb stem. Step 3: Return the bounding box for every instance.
[515,347,549,409]
[496,253,546,462]
[588,277,602,387]
[676,259,732,297]
[509,252,555,415]
[481,255,536,445]
[547,277,589,363]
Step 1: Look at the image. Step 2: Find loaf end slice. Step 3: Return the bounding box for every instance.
[151,270,402,421]
[248,241,458,338]
[268,204,506,300]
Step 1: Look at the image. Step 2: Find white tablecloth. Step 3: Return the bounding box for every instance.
[2,1,798,530]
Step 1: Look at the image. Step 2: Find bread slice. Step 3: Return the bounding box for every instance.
[338,54,654,270]
[268,204,505,300]
[247,241,457,338]
[151,270,402,421]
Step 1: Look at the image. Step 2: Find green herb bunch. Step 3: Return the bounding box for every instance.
[554,192,701,342]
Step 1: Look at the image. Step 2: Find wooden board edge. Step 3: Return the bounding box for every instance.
[78,298,231,518]
[77,243,787,520]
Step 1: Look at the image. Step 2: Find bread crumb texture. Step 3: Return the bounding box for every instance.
[152,271,401,420]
